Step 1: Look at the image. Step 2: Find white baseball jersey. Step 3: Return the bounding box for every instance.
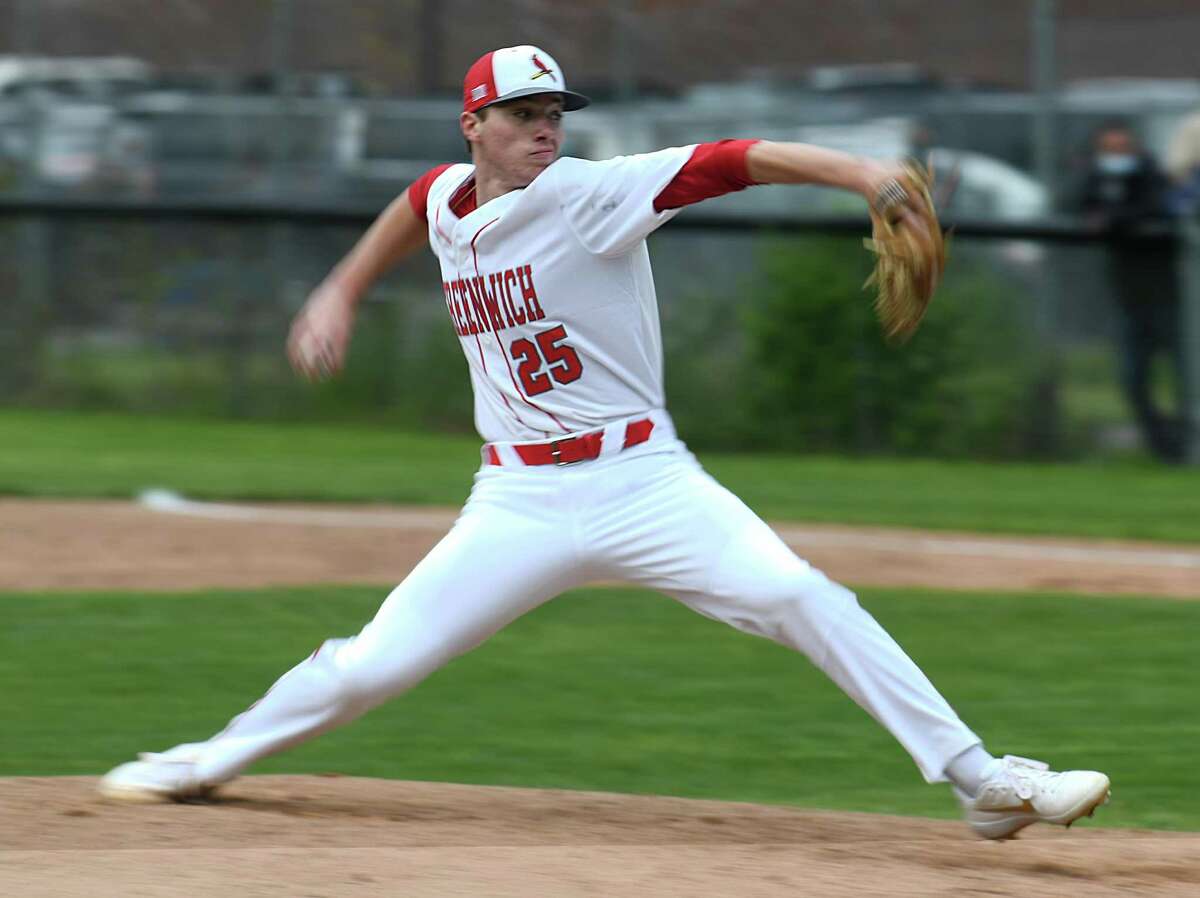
[419,148,695,442]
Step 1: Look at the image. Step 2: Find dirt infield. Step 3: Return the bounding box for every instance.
[3,497,1198,596]
[2,777,1198,897]
[3,498,1198,895]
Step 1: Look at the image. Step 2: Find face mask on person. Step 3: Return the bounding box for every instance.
[1095,153,1140,176]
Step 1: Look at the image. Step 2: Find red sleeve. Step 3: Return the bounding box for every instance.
[653,139,762,212]
[406,163,455,222]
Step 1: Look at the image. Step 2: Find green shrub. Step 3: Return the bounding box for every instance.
[305,291,474,432]
[737,236,1046,457]
[662,287,761,450]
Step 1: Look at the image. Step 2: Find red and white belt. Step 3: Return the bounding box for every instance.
[485,417,656,467]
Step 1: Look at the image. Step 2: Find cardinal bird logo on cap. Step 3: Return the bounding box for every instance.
[530,53,557,83]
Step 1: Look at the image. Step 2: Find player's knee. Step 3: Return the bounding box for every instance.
[741,568,859,645]
[292,638,374,714]
[792,574,859,623]
[329,636,444,707]
[710,527,856,631]
[304,639,371,709]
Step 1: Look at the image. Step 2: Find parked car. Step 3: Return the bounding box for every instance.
[0,56,151,100]
[0,56,155,193]
[925,146,1049,220]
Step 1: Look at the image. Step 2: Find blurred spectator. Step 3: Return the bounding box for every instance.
[1166,110,1200,215]
[1072,121,1185,463]
[1075,121,1169,229]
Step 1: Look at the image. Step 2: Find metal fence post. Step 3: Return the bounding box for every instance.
[259,0,297,416]
[12,0,39,59]
[611,0,638,105]
[7,216,51,396]
[1181,216,1200,465]
[13,0,40,193]
[270,0,295,195]
[1031,0,1059,208]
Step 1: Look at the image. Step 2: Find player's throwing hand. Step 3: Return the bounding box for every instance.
[287,282,357,381]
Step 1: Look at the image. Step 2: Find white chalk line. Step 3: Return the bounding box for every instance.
[137,489,458,530]
[138,489,1200,572]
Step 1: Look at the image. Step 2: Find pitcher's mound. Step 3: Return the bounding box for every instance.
[2,776,1196,897]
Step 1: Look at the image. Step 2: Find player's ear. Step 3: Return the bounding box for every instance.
[461,110,485,144]
[461,109,491,158]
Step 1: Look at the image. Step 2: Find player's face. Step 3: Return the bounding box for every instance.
[1097,130,1135,156]
[466,94,565,186]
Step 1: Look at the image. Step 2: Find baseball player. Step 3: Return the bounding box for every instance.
[101,46,1110,840]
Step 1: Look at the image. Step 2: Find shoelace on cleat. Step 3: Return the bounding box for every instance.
[997,755,1052,801]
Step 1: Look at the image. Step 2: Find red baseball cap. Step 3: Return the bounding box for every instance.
[462,45,590,114]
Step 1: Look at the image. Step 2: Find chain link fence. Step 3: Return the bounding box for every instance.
[0,1,1197,460]
[0,206,1191,460]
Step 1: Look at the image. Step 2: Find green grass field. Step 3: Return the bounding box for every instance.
[4,408,1196,831]
[3,584,1196,831]
[2,408,1198,541]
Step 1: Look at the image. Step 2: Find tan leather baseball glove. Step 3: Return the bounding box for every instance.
[862,160,948,343]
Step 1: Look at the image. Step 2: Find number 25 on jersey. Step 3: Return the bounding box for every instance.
[510,325,583,396]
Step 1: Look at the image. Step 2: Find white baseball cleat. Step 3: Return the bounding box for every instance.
[956,754,1111,840]
[98,744,218,803]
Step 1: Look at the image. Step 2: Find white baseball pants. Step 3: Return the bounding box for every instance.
[193,426,981,787]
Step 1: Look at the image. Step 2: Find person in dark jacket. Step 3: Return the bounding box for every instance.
[1076,121,1184,463]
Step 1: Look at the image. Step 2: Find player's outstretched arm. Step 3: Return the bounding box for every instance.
[745,140,902,205]
[287,189,428,381]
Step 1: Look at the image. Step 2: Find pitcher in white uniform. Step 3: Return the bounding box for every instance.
[101,45,1110,841]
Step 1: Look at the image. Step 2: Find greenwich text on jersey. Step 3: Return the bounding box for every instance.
[442,264,546,337]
